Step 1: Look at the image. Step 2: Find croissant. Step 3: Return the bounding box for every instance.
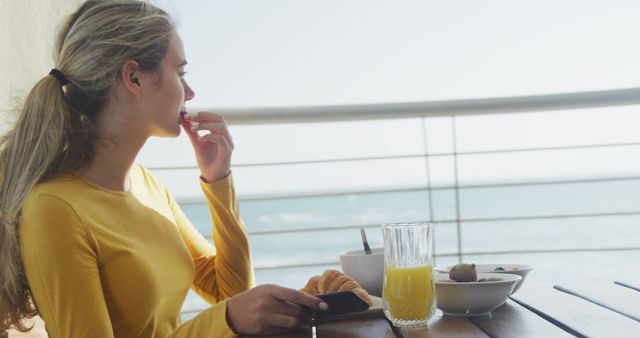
[301,269,372,306]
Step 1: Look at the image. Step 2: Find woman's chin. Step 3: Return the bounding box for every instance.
[153,125,182,138]
[172,125,182,137]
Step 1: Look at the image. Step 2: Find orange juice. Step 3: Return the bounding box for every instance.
[383,265,435,320]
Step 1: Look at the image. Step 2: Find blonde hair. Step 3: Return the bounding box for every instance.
[0,0,174,332]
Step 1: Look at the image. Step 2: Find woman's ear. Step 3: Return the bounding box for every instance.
[120,60,143,96]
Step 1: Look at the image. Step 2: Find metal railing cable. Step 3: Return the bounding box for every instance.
[151,141,640,172]
[199,209,640,237]
[177,174,640,204]
[196,209,640,270]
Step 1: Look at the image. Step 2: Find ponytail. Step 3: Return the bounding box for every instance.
[0,74,68,332]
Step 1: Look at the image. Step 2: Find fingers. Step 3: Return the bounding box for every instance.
[226,285,327,336]
[190,122,234,147]
[180,111,233,183]
[261,286,320,328]
[269,301,312,324]
[190,121,228,133]
[196,133,233,151]
[184,112,233,146]
[271,286,328,312]
[183,111,225,123]
[181,122,199,147]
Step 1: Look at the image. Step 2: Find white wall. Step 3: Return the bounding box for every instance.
[0,0,82,133]
[1,1,80,334]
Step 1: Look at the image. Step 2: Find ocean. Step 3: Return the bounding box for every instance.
[178,177,640,318]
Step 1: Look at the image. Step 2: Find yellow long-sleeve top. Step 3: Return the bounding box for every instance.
[19,164,253,338]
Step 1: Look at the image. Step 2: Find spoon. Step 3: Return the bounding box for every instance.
[360,228,372,255]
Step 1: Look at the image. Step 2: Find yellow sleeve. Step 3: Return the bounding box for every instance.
[168,172,254,303]
[20,195,115,338]
[166,299,234,338]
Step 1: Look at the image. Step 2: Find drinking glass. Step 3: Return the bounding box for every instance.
[382,222,436,327]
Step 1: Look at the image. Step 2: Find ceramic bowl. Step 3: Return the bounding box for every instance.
[339,248,384,297]
[435,264,532,294]
[435,272,521,317]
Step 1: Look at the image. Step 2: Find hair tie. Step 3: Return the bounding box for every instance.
[49,69,69,86]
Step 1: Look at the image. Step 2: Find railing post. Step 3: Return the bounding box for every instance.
[421,116,437,265]
[452,116,463,264]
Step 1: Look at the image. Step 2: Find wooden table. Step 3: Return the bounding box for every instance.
[252,280,640,338]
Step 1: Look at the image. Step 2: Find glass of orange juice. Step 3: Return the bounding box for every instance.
[382,222,435,327]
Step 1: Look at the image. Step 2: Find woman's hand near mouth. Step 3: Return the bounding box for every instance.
[181,111,233,182]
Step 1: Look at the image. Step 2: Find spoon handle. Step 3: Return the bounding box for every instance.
[360,228,372,254]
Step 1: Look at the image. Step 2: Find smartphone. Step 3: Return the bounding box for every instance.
[316,291,370,317]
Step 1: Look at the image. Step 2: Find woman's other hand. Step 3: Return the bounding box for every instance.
[226,284,328,335]
[182,112,233,182]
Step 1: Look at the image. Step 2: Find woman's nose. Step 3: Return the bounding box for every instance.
[184,81,195,101]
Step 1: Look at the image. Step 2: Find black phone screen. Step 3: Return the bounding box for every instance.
[316,291,370,317]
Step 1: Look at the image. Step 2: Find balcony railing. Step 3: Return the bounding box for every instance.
[148,87,640,317]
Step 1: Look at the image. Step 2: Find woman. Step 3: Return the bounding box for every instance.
[0,1,326,337]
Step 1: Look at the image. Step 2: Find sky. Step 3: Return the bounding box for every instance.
[156,0,640,106]
[138,0,640,201]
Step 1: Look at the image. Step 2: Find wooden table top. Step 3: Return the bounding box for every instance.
[252,279,640,338]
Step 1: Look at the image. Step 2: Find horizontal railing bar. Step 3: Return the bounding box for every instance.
[191,87,640,125]
[451,210,640,224]
[245,223,387,236]
[250,247,640,271]
[451,141,640,158]
[151,154,422,171]
[454,246,640,257]
[200,209,640,239]
[449,175,640,191]
[177,175,640,204]
[254,261,340,270]
[149,141,640,171]
[179,186,427,204]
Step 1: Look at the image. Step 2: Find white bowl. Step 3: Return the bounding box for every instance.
[339,248,384,296]
[435,264,532,294]
[435,272,521,317]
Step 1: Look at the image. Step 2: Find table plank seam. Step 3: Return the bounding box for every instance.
[384,318,404,338]
[509,296,587,338]
[470,320,494,338]
[553,285,640,323]
[614,281,640,293]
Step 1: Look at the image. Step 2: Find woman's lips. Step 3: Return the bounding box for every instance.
[180,111,189,126]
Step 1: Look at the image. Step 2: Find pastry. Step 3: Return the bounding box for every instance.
[301,269,372,306]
